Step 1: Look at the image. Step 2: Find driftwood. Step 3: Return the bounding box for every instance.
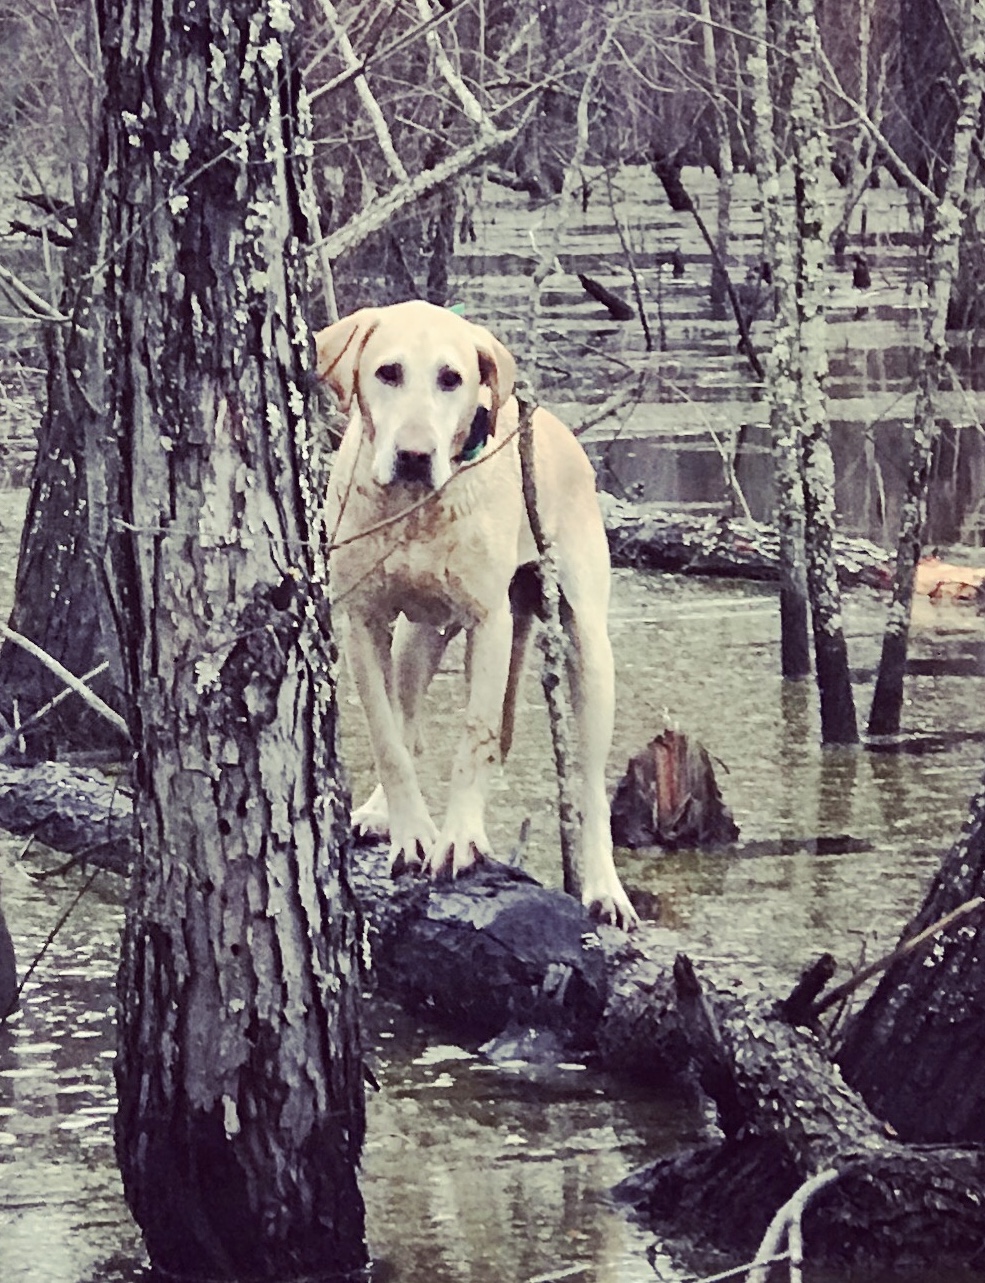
[2,763,985,1269]
[600,496,894,589]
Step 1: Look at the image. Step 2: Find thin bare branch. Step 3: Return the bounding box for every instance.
[317,0,408,181]
[0,625,128,738]
[0,262,70,324]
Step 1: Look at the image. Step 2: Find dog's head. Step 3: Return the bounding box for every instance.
[314,300,516,489]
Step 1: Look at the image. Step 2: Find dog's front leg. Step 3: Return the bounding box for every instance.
[346,613,438,873]
[425,599,513,879]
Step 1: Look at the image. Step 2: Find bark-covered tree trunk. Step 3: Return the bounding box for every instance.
[0,248,127,760]
[746,0,811,681]
[839,762,985,1141]
[867,19,984,737]
[88,0,366,1276]
[790,0,858,744]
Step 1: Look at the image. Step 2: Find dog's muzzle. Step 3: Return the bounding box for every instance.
[393,449,436,487]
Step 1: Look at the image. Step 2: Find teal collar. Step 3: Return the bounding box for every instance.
[456,406,491,463]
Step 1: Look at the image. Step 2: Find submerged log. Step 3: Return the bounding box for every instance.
[3,763,985,1269]
[600,496,893,589]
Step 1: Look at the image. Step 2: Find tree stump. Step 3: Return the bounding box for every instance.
[610,729,739,849]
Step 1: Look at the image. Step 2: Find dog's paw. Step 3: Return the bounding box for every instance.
[582,883,640,932]
[425,822,491,881]
[388,808,439,879]
[351,784,390,841]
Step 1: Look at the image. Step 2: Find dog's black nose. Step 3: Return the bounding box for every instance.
[393,450,434,486]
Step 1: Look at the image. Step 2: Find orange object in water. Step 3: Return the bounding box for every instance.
[913,555,985,603]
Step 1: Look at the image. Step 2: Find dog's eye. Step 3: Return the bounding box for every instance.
[437,367,463,392]
[376,363,403,386]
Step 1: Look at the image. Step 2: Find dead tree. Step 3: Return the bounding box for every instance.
[85,0,366,1276]
[0,254,127,760]
[746,0,811,681]
[789,0,858,744]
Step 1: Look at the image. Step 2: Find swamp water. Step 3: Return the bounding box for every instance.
[4,165,985,1281]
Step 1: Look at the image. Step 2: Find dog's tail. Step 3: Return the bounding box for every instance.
[502,566,542,759]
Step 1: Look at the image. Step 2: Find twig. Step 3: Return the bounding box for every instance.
[0,625,128,738]
[0,661,109,758]
[516,390,581,900]
[10,865,103,1014]
[603,171,653,351]
[680,194,764,381]
[814,894,985,1017]
[0,262,71,324]
[317,0,408,181]
[413,0,495,132]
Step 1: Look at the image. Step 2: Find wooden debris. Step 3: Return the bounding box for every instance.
[610,729,739,849]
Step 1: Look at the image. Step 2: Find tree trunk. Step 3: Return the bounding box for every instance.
[839,765,985,1141]
[867,24,984,736]
[746,0,811,681]
[790,0,858,744]
[0,296,127,760]
[700,0,735,323]
[88,0,366,1276]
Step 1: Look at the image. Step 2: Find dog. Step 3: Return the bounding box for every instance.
[315,300,637,930]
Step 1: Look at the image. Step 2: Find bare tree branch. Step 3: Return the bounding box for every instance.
[0,625,128,738]
[309,108,533,260]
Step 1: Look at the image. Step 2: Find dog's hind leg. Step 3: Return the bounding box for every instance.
[560,589,639,931]
[501,605,536,760]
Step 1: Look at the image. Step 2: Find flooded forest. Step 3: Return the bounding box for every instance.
[2,1,985,1281]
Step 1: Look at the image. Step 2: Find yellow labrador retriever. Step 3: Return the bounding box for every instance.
[316,300,637,930]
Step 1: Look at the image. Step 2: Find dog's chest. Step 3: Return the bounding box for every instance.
[331,471,523,627]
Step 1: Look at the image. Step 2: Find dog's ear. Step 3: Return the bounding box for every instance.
[471,325,516,434]
[314,309,379,414]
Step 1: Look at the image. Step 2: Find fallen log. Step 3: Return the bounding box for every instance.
[2,763,985,1270]
[0,763,134,875]
[600,495,894,589]
[616,953,985,1270]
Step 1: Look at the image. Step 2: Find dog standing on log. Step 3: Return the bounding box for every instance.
[315,300,637,930]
